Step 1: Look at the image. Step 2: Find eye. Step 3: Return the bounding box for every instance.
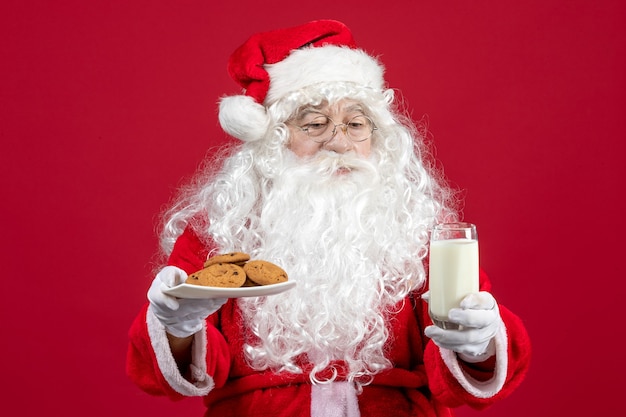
[348,115,370,130]
[303,116,330,132]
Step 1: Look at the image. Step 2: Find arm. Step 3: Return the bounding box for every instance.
[127,302,231,399]
[126,225,230,398]
[420,270,532,408]
[164,224,212,373]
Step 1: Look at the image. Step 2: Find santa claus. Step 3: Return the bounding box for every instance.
[127,20,531,416]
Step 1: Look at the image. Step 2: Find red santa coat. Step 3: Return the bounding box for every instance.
[127,227,531,416]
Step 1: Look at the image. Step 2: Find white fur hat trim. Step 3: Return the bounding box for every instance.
[265,46,385,104]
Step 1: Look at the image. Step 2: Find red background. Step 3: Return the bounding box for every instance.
[1,1,624,415]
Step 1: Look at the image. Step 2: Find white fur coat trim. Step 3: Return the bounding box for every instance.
[311,382,360,417]
[146,305,214,396]
[439,322,509,398]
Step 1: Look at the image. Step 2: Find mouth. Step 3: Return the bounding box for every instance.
[334,166,352,175]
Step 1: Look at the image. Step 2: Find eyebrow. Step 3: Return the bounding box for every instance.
[296,106,325,119]
[342,103,365,114]
[295,103,366,121]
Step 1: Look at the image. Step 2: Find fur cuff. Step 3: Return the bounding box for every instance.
[439,320,509,398]
[146,305,214,396]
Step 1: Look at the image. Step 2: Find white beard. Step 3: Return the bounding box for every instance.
[237,150,426,385]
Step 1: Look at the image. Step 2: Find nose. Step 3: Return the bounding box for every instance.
[323,124,353,153]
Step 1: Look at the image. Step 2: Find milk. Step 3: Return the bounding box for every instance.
[428,238,479,325]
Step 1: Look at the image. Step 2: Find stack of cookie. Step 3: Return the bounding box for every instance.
[185,252,288,288]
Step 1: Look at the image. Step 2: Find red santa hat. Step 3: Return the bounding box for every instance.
[218,20,386,142]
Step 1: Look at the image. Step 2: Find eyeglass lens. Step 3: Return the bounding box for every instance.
[305,115,374,143]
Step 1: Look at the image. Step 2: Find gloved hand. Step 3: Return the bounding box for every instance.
[148,266,228,338]
[424,291,501,362]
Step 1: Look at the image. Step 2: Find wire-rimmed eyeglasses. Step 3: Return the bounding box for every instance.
[293,114,377,143]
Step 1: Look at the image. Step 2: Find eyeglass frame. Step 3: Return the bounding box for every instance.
[291,113,378,144]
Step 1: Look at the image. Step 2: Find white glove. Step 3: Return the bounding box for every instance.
[148,266,228,338]
[424,291,501,362]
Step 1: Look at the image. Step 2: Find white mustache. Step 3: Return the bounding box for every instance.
[295,151,377,178]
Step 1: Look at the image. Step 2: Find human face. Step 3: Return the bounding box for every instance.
[287,99,374,158]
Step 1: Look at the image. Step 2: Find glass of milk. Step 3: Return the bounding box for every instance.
[428,222,479,330]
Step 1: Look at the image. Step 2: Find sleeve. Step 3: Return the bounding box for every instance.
[421,269,532,409]
[166,224,212,274]
[125,225,231,399]
[126,304,231,399]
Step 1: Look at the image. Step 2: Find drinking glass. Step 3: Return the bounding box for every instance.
[428,222,479,329]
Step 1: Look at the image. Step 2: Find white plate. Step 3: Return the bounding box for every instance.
[163,280,297,299]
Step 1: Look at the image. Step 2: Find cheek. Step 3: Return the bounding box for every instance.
[288,137,321,157]
[354,140,372,158]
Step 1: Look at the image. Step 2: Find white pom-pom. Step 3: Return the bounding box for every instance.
[218,95,270,142]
